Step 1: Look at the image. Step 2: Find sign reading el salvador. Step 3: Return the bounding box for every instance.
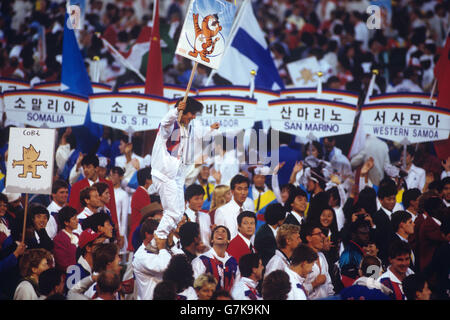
[181,95,257,132]
[280,88,359,106]
[89,93,169,131]
[198,86,280,123]
[269,99,357,138]
[3,90,89,128]
[175,0,237,69]
[118,84,197,99]
[361,103,450,143]
[367,92,437,106]
[6,127,56,194]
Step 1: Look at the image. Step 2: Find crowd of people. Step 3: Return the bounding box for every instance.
[0,0,449,301]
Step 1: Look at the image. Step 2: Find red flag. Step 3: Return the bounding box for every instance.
[144,0,163,96]
[433,34,450,160]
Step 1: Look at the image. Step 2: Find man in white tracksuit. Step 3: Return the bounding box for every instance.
[151,97,219,240]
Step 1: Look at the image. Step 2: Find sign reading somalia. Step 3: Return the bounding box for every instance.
[3,90,88,128]
[6,127,56,194]
[175,0,237,69]
[269,99,357,138]
[361,103,450,143]
[89,93,169,131]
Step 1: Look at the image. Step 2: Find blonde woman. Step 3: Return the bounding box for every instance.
[209,185,232,226]
[194,273,218,300]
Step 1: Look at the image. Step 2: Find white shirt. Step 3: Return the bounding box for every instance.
[114,186,129,251]
[185,206,211,249]
[231,277,261,300]
[214,198,254,240]
[378,267,414,298]
[334,206,345,231]
[303,251,334,300]
[285,267,308,300]
[265,249,290,275]
[46,201,63,240]
[132,244,172,300]
[289,211,304,225]
[406,210,418,222]
[405,164,426,191]
[192,248,240,290]
[75,207,96,235]
[177,286,198,300]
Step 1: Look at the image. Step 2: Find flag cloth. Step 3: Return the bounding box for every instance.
[287,56,320,87]
[433,34,450,160]
[145,0,163,96]
[211,0,284,90]
[62,13,102,154]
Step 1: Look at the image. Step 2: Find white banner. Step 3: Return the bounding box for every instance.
[361,103,450,143]
[367,92,437,106]
[32,81,112,93]
[89,93,170,131]
[175,0,237,69]
[6,127,56,194]
[180,95,257,132]
[198,86,279,122]
[280,88,359,106]
[269,99,357,138]
[117,84,197,99]
[0,78,30,125]
[3,90,89,128]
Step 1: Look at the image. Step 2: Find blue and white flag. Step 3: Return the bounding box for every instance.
[62,13,102,154]
[207,0,284,91]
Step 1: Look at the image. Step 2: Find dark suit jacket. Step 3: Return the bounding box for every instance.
[418,215,447,272]
[284,213,303,227]
[373,208,394,265]
[254,224,277,267]
[227,234,253,263]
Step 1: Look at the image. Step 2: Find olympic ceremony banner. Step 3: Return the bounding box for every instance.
[33,81,112,93]
[280,88,359,106]
[117,83,198,99]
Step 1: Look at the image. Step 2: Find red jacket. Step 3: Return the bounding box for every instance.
[226,234,253,263]
[68,178,119,237]
[53,230,78,272]
[418,215,447,272]
[128,186,151,251]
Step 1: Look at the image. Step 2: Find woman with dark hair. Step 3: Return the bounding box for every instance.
[304,140,324,160]
[25,204,54,252]
[162,254,197,300]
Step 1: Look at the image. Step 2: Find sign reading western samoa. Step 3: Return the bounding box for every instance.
[197,86,280,121]
[367,92,437,106]
[89,93,169,131]
[361,103,450,143]
[175,95,257,132]
[175,0,237,69]
[118,83,197,98]
[3,90,89,128]
[269,99,357,138]
[280,88,359,106]
[6,127,56,195]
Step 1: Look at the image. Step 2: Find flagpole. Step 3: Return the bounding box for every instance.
[364,69,379,104]
[178,61,199,124]
[96,33,146,82]
[429,79,436,105]
[21,193,29,244]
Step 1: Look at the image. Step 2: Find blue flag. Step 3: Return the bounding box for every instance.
[212,0,284,91]
[62,13,102,154]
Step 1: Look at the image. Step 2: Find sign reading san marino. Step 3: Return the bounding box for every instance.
[89,93,169,131]
[360,103,450,144]
[5,127,56,194]
[269,99,357,138]
[3,90,89,128]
